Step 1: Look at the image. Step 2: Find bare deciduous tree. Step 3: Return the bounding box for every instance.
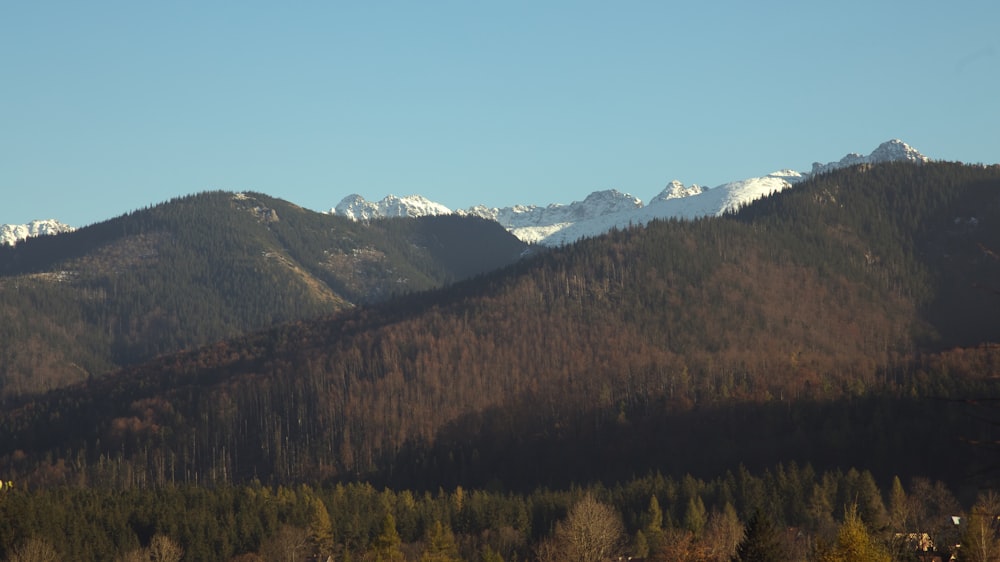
[113,534,183,562]
[148,534,184,562]
[552,493,625,562]
[963,491,1000,562]
[7,538,59,562]
[702,504,743,561]
[259,524,310,562]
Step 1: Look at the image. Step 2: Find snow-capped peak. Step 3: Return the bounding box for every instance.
[869,139,930,164]
[650,180,706,203]
[767,169,808,184]
[332,194,452,221]
[810,139,929,176]
[330,139,934,246]
[0,219,76,246]
[454,189,643,245]
[575,189,643,216]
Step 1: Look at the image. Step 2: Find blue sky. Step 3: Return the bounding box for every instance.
[3,1,998,227]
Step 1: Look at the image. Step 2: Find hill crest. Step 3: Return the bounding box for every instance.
[0,191,527,395]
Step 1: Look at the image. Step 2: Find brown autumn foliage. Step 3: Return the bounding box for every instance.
[0,162,999,490]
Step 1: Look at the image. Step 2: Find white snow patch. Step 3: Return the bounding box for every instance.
[328,140,932,247]
[0,219,76,246]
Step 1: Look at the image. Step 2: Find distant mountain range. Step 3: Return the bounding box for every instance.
[332,139,931,245]
[2,140,930,248]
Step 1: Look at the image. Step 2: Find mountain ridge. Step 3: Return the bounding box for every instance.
[332,139,930,245]
[0,191,527,396]
[3,140,933,248]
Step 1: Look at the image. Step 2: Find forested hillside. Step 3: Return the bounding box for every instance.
[0,191,527,396]
[3,162,1000,497]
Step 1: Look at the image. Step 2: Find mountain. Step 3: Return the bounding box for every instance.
[333,189,647,245]
[810,137,930,175]
[4,161,999,492]
[331,139,927,245]
[1,140,930,249]
[462,189,644,244]
[0,191,527,396]
[533,170,806,246]
[332,193,453,220]
[0,219,75,246]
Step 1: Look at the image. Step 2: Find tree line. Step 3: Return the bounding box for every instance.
[0,464,991,561]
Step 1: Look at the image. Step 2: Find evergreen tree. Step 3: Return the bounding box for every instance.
[854,470,888,531]
[308,497,335,558]
[731,511,786,562]
[480,545,504,562]
[816,505,891,562]
[887,476,908,530]
[419,520,461,562]
[631,529,649,559]
[644,494,666,556]
[683,495,707,538]
[806,482,836,536]
[370,513,404,562]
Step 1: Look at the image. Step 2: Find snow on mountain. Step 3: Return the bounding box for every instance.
[332,194,452,220]
[0,219,76,246]
[459,190,643,245]
[543,172,801,246]
[329,140,928,246]
[653,180,707,202]
[810,139,929,176]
